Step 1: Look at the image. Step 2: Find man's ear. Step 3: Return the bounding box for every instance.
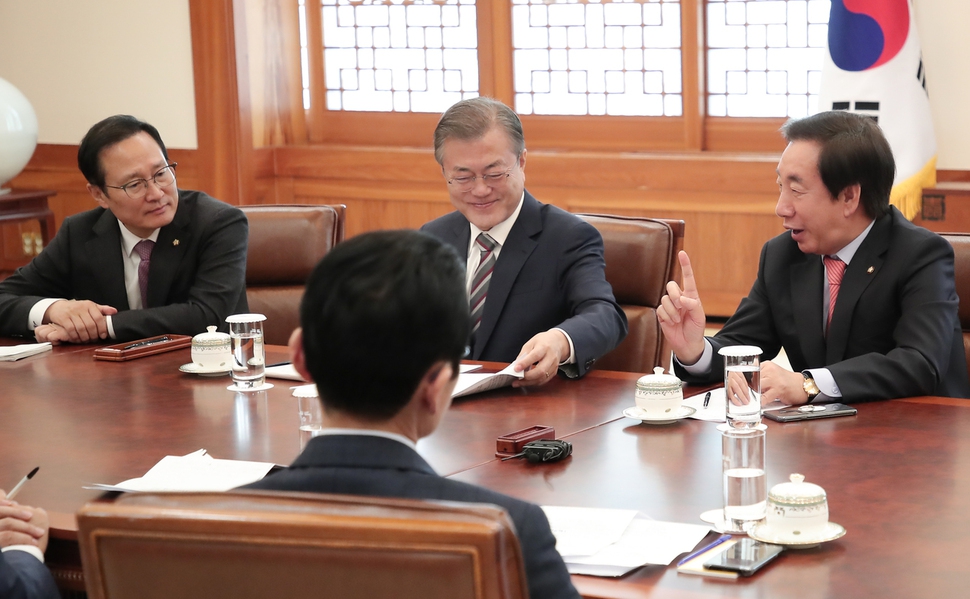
[420,361,455,416]
[87,183,110,210]
[839,183,862,217]
[288,327,314,383]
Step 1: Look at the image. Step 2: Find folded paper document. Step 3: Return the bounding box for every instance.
[0,342,52,362]
[452,363,523,398]
[85,449,276,492]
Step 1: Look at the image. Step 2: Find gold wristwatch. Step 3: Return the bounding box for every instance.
[802,373,821,403]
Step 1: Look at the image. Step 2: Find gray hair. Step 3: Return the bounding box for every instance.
[433,97,525,164]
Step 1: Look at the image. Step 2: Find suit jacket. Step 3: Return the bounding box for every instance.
[0,550,59,599]
[678,207,970,401]
[421,191,627,377]
[243,435,580,599]
[0,190,248,341]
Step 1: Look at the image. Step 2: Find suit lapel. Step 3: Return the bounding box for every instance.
[89,210,130,309]
[790,250,826,366]
[472,192,540,358]
[147,194,191,307]
[826,212,890,363]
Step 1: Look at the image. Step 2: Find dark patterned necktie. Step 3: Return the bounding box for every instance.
[469,233,498,334]
[134,239,155,308]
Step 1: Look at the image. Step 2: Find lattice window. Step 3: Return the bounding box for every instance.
[707,0,830,118]
[318,0,480,113]
[512,0,682,116]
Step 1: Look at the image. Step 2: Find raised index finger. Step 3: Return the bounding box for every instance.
[678,251,699,296]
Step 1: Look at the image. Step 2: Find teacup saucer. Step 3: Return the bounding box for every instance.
[748,521,846,548]
[623,405,696,425]
[227,382,275,393]
[179,362,231,377]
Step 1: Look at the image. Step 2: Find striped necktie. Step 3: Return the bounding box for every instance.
[823,255,846,335]
[469,233,498,334]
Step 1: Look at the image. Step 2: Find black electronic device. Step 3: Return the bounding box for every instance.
[764,402,858,423]
[704,538,784,576]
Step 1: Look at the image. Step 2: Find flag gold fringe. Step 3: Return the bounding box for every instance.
[891,156,937,221]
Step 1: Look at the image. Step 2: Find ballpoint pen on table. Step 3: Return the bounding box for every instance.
[123,336,171,350]
[676,534,732,566]
[703,391,712,409]
[5,467,39,500]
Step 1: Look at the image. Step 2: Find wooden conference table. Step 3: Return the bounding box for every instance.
[2,339,969,598]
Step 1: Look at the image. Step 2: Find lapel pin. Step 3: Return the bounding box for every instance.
[172,239,180,246]
[867,266,874,274]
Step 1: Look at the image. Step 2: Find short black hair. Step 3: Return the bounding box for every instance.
[300,230,470,420]
[77,115,169,190]
[781,111,895,219]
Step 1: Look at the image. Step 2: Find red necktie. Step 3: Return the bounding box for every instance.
[134,239,155,308]
[823,256,846,335]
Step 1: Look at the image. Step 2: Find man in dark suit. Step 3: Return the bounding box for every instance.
[421,97,626,386]
[0,115,247,343]
[659,110,970,403]
[244,230,580,599]
[0,490,59,599]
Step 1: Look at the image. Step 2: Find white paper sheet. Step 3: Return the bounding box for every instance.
[85,450,275,492]
[265,364,305,381]
[540,506,638,558]
[452,363,524,398]
[0,342,51,362]
[566,516,712,568]
[685,388,786,422]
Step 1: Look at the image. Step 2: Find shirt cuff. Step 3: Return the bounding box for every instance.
[803,368,841,402]
[28,298,63,331]
[106,315,116,340]
[1,545,44,563]
[675,339,714,374]
[552,328,576,365]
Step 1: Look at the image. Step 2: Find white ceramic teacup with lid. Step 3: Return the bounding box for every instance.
[191,325,232,370]
[634,367,683,417]
[766,473,829,538]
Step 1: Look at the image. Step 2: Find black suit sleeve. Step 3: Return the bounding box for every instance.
[510,502,581,599]
[0,551,60,599]
[555,218,628,377]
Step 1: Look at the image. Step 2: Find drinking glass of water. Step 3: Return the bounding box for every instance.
[721,426,767,533]
[718,345,763,429]
[226,313,267,390]
[296,386,323,450]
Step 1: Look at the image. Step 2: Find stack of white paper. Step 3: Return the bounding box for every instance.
[0,342,52,362]
[452,363,523,398]
[85,449,276,492]
[541,506,712,577]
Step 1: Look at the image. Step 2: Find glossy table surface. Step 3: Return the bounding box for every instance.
[3,338,969,598]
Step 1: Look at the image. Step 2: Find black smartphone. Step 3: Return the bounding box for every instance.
[704,538,784,576]
[764,402,858,423]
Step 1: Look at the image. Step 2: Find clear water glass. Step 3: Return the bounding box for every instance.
[722,426,767,533]
[226,313,267,390]
[718,345,763,429]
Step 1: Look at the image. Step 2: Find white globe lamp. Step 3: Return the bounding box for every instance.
[0,77,39,195]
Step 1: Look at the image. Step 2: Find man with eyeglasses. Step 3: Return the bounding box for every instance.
[421,98,627,385]
[0,115,248,343]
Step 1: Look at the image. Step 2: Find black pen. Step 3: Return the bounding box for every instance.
[265,362,291,368]
[123,336,171,350]
[6,467,39,500]
[703,391,712,408]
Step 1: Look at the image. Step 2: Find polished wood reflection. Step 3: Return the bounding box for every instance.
[3,339,967,598]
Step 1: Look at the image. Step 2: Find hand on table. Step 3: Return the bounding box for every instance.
[761,362,810,405]
[0,490,50,552]
[42,300,118,344]
[512,330,570,387]
[657,251,707,365]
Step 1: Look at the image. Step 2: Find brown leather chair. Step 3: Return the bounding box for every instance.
[577,214,685,374]
[77,491,528,599]
[940,233,970,377]
[241,205,346,345]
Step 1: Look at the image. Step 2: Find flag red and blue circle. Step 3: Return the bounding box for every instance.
[828,0,909,71]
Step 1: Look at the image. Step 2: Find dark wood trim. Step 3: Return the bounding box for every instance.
[938,170,970,183]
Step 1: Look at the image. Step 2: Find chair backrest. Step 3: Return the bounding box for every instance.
[576,214,685,374]
[241,205,346,345]
[77,491,528,599]
[940,233,970,378]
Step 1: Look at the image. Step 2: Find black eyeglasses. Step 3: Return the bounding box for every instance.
[105,163,178,199]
